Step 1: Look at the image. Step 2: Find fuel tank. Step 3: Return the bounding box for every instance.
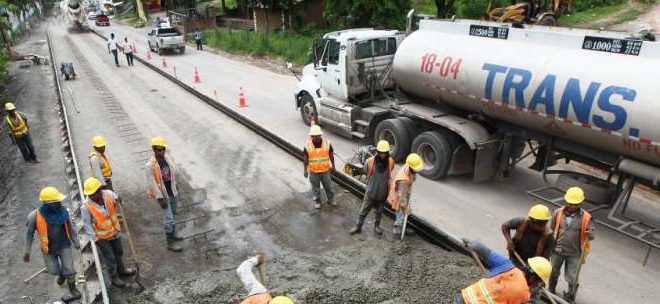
[393,19,660,166]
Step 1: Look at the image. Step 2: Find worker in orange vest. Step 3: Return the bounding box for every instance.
[237,252,294,304]
[3,102,38,162]
[24,187,81,300]
[457,240,552,304]
[81,177,135,288]
[350,140,395,235]
[145,136,183,252]
[548,187,595,302]
[303,125,336,209]
[89,136,114,191]
[387,153,424,238]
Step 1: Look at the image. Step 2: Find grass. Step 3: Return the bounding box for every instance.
[204,28,315,66]
[411,0,437,15]
[557,1,654,27]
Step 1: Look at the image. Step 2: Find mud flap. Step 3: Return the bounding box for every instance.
[473,139,501,183]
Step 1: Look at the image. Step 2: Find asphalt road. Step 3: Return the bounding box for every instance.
[84,18,660,303]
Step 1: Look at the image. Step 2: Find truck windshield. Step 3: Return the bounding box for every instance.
[158,28,180,35]
[354,38,397,59]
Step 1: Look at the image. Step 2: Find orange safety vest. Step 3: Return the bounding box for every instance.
[90,151,112,178]
[147,157,175,199]
[461,267,531,304]
[553,207,592,253]
[513,219,552,258]
[240,293,272,304]
[35,211,71,255]
[386,165,413,211]
[306,138,331,173]
[85,191,120,240]
[365,156,395,178]
[5,113,28,136]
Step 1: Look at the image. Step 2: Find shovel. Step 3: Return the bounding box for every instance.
[117,201,145,291]
[257,264,266,286]
[23,267,47,284]
[400,203,412,241]
[567,242,589,302]
[511,251,559,304]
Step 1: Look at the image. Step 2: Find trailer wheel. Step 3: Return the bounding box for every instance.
[555,173,615,205]
[398,117,419,142]
[375,118,412,162]
[412,130,453,180]
[299,93,317,126]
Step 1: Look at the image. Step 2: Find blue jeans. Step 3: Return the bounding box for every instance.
[43,246,75,281]
[16,133,37,161]
[163,196,177,234]
[549,251,580,293]
[309,172,334,204]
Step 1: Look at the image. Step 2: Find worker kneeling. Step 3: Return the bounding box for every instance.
[237,253,293,304]
[81,177,135,288]
[457,240,552,304]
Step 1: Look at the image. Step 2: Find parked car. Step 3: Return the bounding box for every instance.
[95,13,109,26]
[87,11,99,21]
[147,26,185,55]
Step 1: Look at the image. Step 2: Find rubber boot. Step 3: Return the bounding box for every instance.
[117,261,136,277]
[166,233,183,252]
[68,280,82,300]
[111,273,126,288]
[350,217,364,235]
[56,275,66,285]
[374,216,383,235]
[170,226,184,241]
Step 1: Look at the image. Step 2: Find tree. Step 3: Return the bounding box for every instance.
[325,0,411,29]
[433,0,455,18]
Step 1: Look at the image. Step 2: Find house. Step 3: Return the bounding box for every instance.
[251,0,326,33]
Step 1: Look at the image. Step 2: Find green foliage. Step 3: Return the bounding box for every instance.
[455,0,487,18]
[558,1,649,27]
[325,0,412,29]
[572,0,625,12]
[411,0,436,15]
[204,28,316,65]
[0,50,9,87]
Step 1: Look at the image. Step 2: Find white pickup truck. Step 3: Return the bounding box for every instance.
[147,26,185,55]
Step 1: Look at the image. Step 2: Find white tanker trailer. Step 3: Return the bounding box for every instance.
[293,15,660,206]
[61,0,86,30]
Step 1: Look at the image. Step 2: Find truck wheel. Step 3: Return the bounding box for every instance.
[180,46,185,54]
[555,173,615,205]
[299,93,317,126]
[374,118,412,162]
[398,117,419,141]
[411,130,453,180]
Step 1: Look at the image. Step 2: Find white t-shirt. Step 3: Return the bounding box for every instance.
[122,41,133,54]
[107,38,118,51]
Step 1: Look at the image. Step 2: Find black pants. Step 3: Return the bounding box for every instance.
[111,50,119,66]
[356,195,384,227]
[195,39,202,50]
[125,52,134,66]
[16,133,37,161]
[97,237,124,276]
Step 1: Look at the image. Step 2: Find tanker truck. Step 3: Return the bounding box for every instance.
[61,0,86,30]
[293,14,660,208]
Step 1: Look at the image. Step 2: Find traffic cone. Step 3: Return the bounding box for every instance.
[132,45,138,54]
[161,57,168,68]
[213,89,219,100]
[193,66,201,83]
[146,50,151,60]
[238,87,248,108]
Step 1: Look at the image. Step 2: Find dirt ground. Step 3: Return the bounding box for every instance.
[610,2,660,32]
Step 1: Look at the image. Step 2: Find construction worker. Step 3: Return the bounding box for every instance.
[145,137,183,252]
[4,102,38,162]
[81,177,135,287]
[457,240,552,304]
[501,204,555,303]
[89,136,113,191]
[237,252,294,304]
[24,187,81,300]
[387,153,424,238]
[548,187,595,302]
[350,140,395,235]
[303,125,336,209]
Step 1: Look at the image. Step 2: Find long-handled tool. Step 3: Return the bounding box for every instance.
[567,242,589,302]
[257,264,266,286]
[116,201,145,291]
[23,267,47,284]
[511,251,560,304]
[400,203,412,241]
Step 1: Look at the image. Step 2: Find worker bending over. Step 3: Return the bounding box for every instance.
[145,137,183,252]
[350,140,394,235]
[303,125,336,209]
[4,102,38,162]
[387,153,424,238]
[89,136,114,191]
[24,187,81,300]
[81,177,135,287]
[237,253,294,304]
[549,187,595,302]
[457,240,552,304]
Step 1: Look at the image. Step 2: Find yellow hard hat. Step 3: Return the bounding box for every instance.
[528,204,551,221]
[83,177,103,196]
[151,136,167,148]
[309,125,323,136]
[376,140,390,153]
[4,102,16,110]
[564,187,585,205]
[39,187,66,203]
[270,296,294,304]
[92,136,107,148]
[406,153,424,172]
[527,256,552,285]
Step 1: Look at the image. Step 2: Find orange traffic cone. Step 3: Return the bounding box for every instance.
[194,66,202,83]
[238,87,248,108]
[161,56,168,68]
[213,89,219,100]
[132,45,138,54]
[146,50,152,60]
